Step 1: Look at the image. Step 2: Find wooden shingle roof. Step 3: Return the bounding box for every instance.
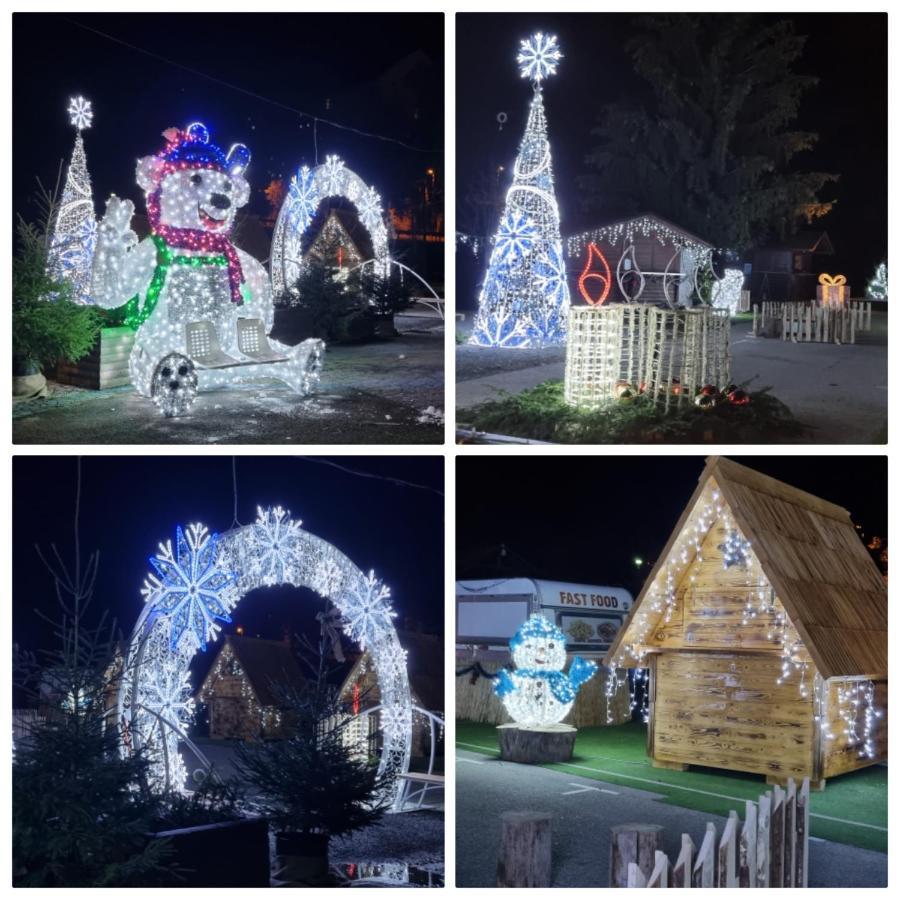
[605,457,886,680]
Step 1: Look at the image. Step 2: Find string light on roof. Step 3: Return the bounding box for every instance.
[517,32,563,83]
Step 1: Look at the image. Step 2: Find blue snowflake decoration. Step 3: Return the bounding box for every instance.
[493,212,539,265]
[533,242,567,306]
[288,165,320,231]
[142,523,237,651]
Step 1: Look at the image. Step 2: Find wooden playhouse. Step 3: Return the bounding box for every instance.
[604,457,887,787]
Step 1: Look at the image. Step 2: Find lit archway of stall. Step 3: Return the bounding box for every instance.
[117,506,412,807]
[270,155,390,297]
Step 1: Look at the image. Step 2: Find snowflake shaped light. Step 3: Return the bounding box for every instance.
[380,703,412,740]
[289,165,320,229]
[494,211,539,264]
[341,570,396,650]
[310,557,345,599]
[321,154,346,196]
[357,186,383,230]
[68,95,93,130]
[251,505,302,585]
[517,32,562,83]
[142,523,237,651]
[533,243,567,304]
[141,662,195,735]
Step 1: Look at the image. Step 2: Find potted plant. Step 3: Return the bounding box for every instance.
[12,210,101,399]
[235,637,390,885]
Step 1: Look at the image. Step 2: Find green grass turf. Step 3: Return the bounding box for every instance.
[457,720,886,854]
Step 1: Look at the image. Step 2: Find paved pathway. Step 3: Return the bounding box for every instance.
[455,747,887,888]
[456,313,887,443]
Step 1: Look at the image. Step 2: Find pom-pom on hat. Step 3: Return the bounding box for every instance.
[509,614,566,650]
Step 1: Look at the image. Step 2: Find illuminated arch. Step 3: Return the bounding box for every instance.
[270,155,390,296]
[118,506,412,807]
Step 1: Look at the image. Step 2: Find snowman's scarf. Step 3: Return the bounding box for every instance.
[506,668,574,704]
[146,189,245,306]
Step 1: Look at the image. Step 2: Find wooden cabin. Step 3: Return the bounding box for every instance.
[197,635,306,740]
[750,231,835,302]
[569,213,712,307]
[304,208,367,271]
[604,457,887,788]
[339,631,444,762]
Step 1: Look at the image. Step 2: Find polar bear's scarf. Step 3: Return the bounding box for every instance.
[146,189,245,306]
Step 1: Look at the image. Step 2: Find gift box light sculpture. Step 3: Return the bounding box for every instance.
[46,96,97,304]
[270,155,389,297]
[91,121,324,416]
[118,505,412,805]
[469,33,570,347]
[564,305,731,411]
[494,615,597,727]
[816,272,849,308]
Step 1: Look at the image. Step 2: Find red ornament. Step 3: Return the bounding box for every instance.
[728,389,751,406]
[698,384,718,397]
[578,242,612,306]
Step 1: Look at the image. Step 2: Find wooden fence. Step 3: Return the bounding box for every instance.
[752,301,872,345]
[624,777,809,888]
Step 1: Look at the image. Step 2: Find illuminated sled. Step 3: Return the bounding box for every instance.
[91,121,324,417]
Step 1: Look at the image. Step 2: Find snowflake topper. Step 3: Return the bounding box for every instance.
[68,95,93,131]
[142,523,237,651]
[517,32,562,84]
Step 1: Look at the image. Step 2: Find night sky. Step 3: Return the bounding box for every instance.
[457,456,886,598]
[13,13,443,227]
[456,13,887,309]
[13,456,444,658]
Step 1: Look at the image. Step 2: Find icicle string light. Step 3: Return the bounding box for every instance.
[119,506,413,805]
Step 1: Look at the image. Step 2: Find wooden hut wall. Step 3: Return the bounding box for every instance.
[651,651,816,781]
[821,678,888,777]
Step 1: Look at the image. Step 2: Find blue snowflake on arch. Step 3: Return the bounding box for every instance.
[142,523,238,651]
[288,165,320,231]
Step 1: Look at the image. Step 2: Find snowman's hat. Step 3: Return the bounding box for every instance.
[510,614,566,649]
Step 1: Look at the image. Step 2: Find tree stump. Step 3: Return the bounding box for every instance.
[497,723,577,763]
[496,811,552,887]
[609,823,664,888]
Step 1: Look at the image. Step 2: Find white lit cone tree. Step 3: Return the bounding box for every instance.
[469,33,570,347]
[47,97,97,304]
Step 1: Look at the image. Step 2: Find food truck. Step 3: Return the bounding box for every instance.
[456,577,633,659]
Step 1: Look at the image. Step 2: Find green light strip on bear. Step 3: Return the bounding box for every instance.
[123,234,228,330]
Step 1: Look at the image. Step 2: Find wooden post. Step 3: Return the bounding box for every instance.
[609,823,664,888]
[784,778,797,887]
[756,792,771,887]
[691,823,716,888]
[739,799,758,887]
[867,301,872,330]
[672,834,694,887]
[496,811,552,887]
[770,784,785,887]
[717,810,738,887]
[796,779,810,888]
[850,306,856,344]
[752,307,758,336]
[647,850,670,887]
[627,863,647,888]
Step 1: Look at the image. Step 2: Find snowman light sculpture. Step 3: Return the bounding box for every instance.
[494,615,597,727]
[91,122,324,417]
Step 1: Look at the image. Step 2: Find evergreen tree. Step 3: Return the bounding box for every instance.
[470,33,570,348]
[866,262,887,300]
[46,96,97,304]
[580,15,838,251]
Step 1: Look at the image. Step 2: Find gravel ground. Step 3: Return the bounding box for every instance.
[456,748,887,888]
[13,317,444,445]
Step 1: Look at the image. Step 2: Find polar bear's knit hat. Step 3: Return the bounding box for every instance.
[156,121,250,176]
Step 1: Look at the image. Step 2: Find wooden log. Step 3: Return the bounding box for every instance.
[717,810,738,887]
[609,823,664,888]
[627,863,647,888]
[672,833,694,887]
[497,724,576,764]
[796,778,810,888]
[739,799,757,887]
[691,823,716,888]
[770,784,785,887]
[756,792,771,887]
[496,811,552,887]
[647,850,670,887]
[784,778,797,886]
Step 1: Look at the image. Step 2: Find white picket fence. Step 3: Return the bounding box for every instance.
[753,300,872,344]
[626,777,810,888]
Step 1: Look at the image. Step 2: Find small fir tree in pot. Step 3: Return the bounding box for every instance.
[235,630,390,885]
